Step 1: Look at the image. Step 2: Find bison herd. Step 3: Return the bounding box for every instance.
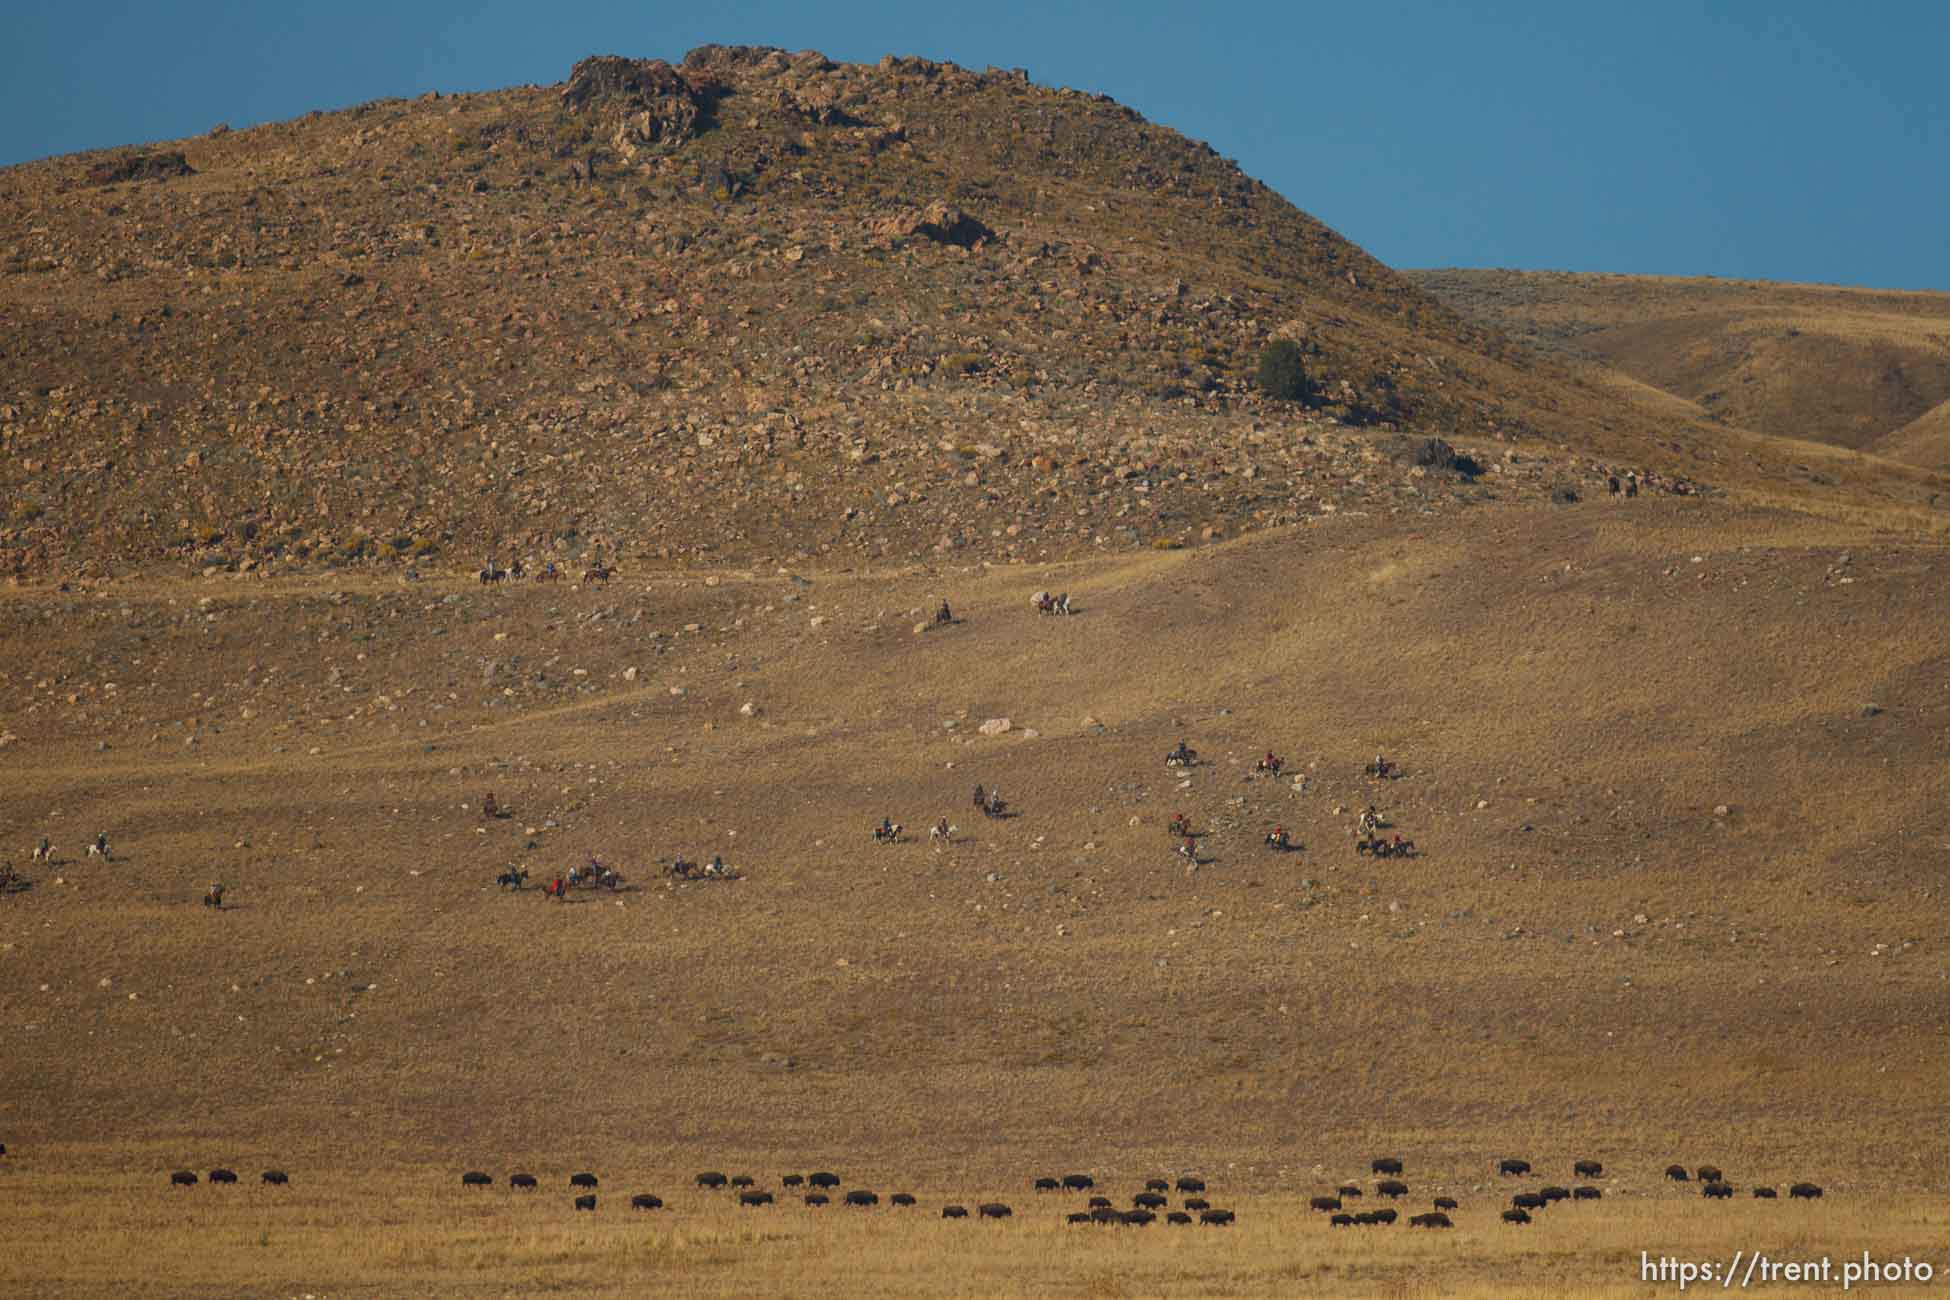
[168,1168,288,1187]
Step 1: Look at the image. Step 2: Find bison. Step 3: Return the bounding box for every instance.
[1372,1208,1398,1225]
[1183,1197,1210,1212]
[1573,1186,1602,1201]
[1088,1195,1111,1209]
[570,1172,599,1190]
[1330,1213,1355,1227]
[170,1170,198,1187]
[978,1202,1012,1219]
[804,1193,830,1206]
[1199,1208,1235,1226]
[1337,1184,1364,1198]
[1512,1192,1546,1210]
[1310,1196,1342,1213]
[1066,1211,1094,1224]
[1790,1182,1823,1200]
[782,1174,804,1188]
[845,1189,879,1207]
[631,1193,663,1210]
[261,1170,290,1186]
[1176,1176,1206,1193]
[208,1169,238,1185]
[1144,1178,1169,1192]
[1376,1179,1409,1198]
[1166,1211,1192,1225]
[1502,1208,1532,1225]
[461,1171,492,1187]
[695,1171,727,1189]
[1666,1164,1690,1181]
[1372,1157,1404,1176]
[730,1175,755,1189]
[1752,1186,1778,1199]
[890,1193,917,1207]
[1409,1211,1454,1229]
[1062,1173,1094,1192]
[1120,1209,1154,1226]
[1574,1159,1603,1178]
[1034,1176,1060,1192]
[809,1171,841,1189]
[574,1193,597,1211]
[1540,1186,1570,1203]
[511,1173,537,1190]
[1498,1158,1532,1176]
[1703,1182,1734,1199]
[738,1190,774,1207]
[1133,1192,1167,1209]
[1433,1196,1459,1210]
[1697,1165,1724,1184]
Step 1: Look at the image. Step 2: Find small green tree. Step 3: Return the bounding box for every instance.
[1256,340,1310,402]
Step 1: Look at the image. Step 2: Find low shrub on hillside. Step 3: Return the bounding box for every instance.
[1256,340,1310,402]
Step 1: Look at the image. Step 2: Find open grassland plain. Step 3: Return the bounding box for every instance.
[3,497,1949,1295]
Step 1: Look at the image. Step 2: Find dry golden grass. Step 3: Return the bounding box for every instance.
[4,497,1950,1295]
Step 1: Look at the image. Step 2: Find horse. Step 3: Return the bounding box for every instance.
[971,784,987,812]
[544,876,568,899]
[496,867,528,891]
[479,566,506,586]
[508,558,525,581]
[930,820,955,845]
[1263,829,1290,851]
[934,602,954,626]
[981,794,1007,819]
[481,792,500,819]
[1168,813,1192,838]
[32,838,51,863]
[582,565,614,587]
[1365,756,1398,779]
[88,833,110,860]
[596,868,622,891]
[203,883,225,908]
[872,822,903,845]
[1255,754,1284,777]
[536,562,561,582]
[1165,745,1196,768]
[1176,839,1198,865]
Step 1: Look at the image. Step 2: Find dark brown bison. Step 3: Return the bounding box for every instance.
[1540,1186,1570,1203]
[1330,1213,1355,1227]
[1703,1182,1734,1199]
[570,1172,598,1189]
[1167,1211,1192,1225]
[1498,1158,1531,1176]
[261,1170,290,1186]
[574,1193,596,1211]
[1176,1176,1206,1194]
[1502,1208,1532,1224]
[1066,1211,1093,1224]
[1090,1206,1121,1224]
[1199,1208,1235,1226]
[1573,1186,1602,1200]
[1337,1184,1364,1198]
[1409,1211,1453,1228]
[804,1193,830,1206]
[891,1193,916,1207]
[1034,1176,1060,1192]
[1512,1192,1546,1210]
[1310,1196,1342,1212]
[1574,1159,1603,1178]
[1666,1164,1690,1181]
[1372,1157,1404,1176]
[1120,1209,1154,1226]
[978,1202,1012,1219]
[170,1170,198,1187]
[1133,1192,1167,1209]
[1062,1173,1094,1192]
[511,1173,537,1189]
[1376,1179,1409,1198]
[631,1194,663,1210]
[1433,1196,1459,1210]
[1790,1182,1823,1200]
[208,1169,238,1184]
[461,1171,492,1187]
[1752,1186,1778,1199]
[845,1189,879,1207]
[1372,1208,1398,1224]
[1697,1165,1724,1183]
[782,1174,804,1188]
[809,1171,841,1189]
[738,1190,774,1207]
[695,1171,728,1188]
[1088,1196,1111,1209]
[1183,1197,1210,1212]
[730,1175,755,1189]
[1144,1178,1169,1192]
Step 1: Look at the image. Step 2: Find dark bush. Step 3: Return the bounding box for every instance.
[1255,340,1310,402]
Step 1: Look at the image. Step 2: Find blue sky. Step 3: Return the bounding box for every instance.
[6,1,1946,289]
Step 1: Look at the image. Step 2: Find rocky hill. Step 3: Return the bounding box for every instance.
[11,46,1941,584]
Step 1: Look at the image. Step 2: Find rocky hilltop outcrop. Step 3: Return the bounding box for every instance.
[1,45,1928,581]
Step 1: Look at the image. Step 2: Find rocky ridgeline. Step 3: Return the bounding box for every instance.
[1,45,1614,581]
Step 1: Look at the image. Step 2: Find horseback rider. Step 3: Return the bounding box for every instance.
[1268,825,1287,849]
[973,783,986,809]
[94,831,109,857]
[1178,836,1197,859]
[937,599,952,624]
